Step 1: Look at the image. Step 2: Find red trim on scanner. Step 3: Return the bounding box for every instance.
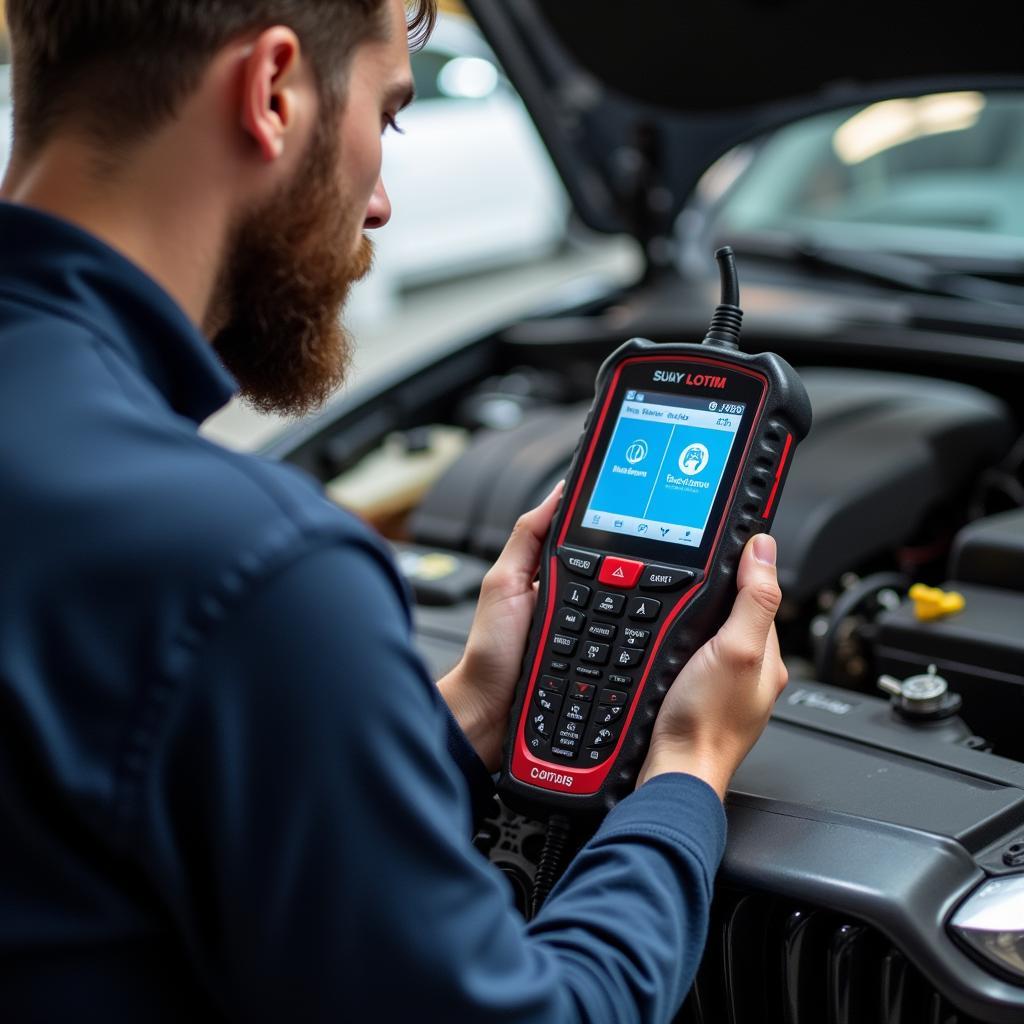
[761,432,793,519]
[510,353,769,796]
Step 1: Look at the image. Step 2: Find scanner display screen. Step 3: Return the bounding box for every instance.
[581,390,745,548]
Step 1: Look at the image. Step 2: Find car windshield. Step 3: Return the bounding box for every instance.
[706,90,1024,263]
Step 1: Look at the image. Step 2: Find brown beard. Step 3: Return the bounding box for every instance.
[208,123,374,417]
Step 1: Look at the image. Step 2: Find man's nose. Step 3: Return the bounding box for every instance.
[364,178,391,230]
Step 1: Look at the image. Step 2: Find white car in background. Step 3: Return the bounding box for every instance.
[375,14,568,287]
[0,64,11,179]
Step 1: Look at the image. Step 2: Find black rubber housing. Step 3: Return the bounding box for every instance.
[497,337,812,817]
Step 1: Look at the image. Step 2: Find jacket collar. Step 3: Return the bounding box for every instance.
[0,201,237,424]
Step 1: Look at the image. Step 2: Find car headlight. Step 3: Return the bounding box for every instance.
[951,875,1024,982]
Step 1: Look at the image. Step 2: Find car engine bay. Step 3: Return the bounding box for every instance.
[274,276,1024,1022]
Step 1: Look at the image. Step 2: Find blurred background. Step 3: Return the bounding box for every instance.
[0,1,639,450]
[3,3,1020,450]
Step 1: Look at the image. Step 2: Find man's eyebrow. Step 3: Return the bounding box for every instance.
[386,80,416,110]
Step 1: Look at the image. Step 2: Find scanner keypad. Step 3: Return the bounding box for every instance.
[525,548,703,767]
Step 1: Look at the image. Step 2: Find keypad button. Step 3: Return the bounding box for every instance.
[526,734,545,754]
[612,646,644,669]
[594,592,626,617]
[559,715,585,738]
[563,583,591,608]
[550,633,578,656]
[586,725,619,749]
[574,665,602,680]
[598,556,644,589]
[570,680,596,702]
[557,547,600,578]
[563,699,589,722]
[540,674,566,694]
[594,704,625,725]
[621,626,650,649]
[580,640,610,665]
[534,688,563,715]
[587,622,617,642]
[627,597,661,621]
[549,744,578,762]
[640,565,697,590]
[529,709,556,738]
[607,674,633,688]
[556,607,586,634]
[598,688,628,707]
[548,659,570,674]
[556,718,585,752]
[582,746,611,764]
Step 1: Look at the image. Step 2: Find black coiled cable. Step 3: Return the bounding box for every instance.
[528,813,572,920]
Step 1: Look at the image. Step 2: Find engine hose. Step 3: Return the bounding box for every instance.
[529,813,572,920]
[815,572,908,686]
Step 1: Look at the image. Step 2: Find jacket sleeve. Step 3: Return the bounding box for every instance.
[141,539,726,1024]
[440,691,499,830]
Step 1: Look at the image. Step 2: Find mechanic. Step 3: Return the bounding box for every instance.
[0,1,787,1021]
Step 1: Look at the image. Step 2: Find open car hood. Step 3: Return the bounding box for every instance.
[465,0,1024,263]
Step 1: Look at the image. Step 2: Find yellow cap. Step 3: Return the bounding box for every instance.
[908,583,965,622]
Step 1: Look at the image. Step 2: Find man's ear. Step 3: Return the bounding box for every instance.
[239,27,306,162]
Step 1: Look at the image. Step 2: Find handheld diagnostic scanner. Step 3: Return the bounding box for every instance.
[498,248,812,817]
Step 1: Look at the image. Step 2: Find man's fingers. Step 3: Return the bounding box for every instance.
[485,481,564,590]
[714,534,782,669]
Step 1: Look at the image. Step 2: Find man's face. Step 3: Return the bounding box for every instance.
[210,0,414,416]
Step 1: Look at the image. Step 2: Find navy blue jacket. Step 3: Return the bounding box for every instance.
[0,201,726,1022]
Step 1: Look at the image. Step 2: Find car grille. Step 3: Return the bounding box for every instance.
[676,888,984,1024]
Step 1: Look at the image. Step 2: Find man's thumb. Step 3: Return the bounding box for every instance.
[724,534,782,653]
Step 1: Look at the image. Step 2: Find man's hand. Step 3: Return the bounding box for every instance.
[637,533,788,799]
[438,482,564,771]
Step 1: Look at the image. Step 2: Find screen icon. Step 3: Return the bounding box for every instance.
[625,439,649,465]
[708,401,718,412]
[635,393,646,402]
[637,523,649,534]
[613,519,624,529]
[679,443,710,475]
[626,390,636,400]
[591,514,601,525]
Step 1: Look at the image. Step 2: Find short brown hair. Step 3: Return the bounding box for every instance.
[6,0,436,156]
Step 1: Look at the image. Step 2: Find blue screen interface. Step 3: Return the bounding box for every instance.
[581,390,746,548]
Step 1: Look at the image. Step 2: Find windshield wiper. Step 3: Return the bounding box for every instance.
[727,232,1024,307]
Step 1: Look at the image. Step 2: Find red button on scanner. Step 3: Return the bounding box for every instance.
[597,557,644,588]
